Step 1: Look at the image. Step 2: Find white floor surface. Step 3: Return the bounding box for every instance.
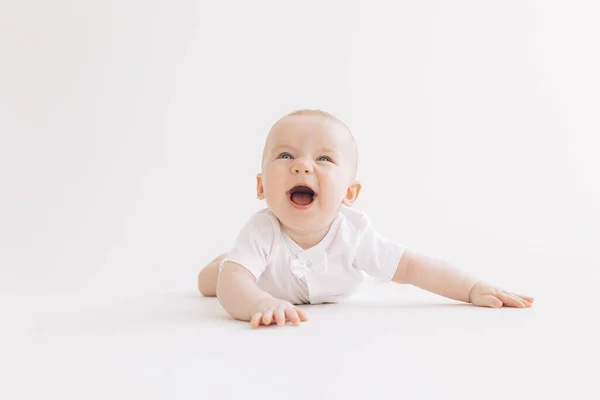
[2,259,599,400]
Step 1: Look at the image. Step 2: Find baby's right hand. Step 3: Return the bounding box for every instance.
[250,297,308,328]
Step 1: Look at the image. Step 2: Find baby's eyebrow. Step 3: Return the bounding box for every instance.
[271,145,295,154]
[319,147,340,154]
[270,145,341,156]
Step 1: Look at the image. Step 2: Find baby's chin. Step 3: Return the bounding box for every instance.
[274,207,339,233]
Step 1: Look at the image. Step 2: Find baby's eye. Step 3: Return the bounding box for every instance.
[278,152,293,160]
[317,155,332,162]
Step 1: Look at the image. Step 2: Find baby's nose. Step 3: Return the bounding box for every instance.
[291,159,314,174]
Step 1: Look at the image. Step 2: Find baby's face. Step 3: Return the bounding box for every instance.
[257,115,360,234]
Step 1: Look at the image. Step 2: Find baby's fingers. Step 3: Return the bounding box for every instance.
[284,307,302,326]
[250,313,263,328]
[497,292,527,308]
[274,307,286,326]
[478,294,503,308]
[295,307,308,322]
[262,309,274,325]
[512,292,535,304]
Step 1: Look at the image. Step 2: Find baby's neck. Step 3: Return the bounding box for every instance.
[282,223,332,250]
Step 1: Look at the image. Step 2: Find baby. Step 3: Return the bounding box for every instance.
[198,109,534,328]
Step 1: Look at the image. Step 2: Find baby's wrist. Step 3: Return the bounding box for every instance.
[467,280,481,303]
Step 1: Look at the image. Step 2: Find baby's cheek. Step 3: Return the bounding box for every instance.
[263,168,285,187]
[322,176,346,202]
[273,163,289,174]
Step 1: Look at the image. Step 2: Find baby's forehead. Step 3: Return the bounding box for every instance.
[266,115,353,152]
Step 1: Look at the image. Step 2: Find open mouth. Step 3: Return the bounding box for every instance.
[287,185,316,207]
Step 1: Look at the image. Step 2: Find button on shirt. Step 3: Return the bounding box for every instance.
[221,206,406,305]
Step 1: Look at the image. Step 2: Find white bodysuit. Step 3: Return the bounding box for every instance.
[221,206,406,305]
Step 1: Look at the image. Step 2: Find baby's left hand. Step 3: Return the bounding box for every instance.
[469,281,534,308]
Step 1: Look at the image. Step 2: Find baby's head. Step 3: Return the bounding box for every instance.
[256,109,361,234]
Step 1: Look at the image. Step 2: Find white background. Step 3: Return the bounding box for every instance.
[1,1,599,399]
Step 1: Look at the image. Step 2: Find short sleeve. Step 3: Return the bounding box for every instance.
[221,211,275,280]
[353,215,406,281]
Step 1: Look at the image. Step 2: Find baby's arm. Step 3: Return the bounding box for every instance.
[391,250,477,303]
[217,262,308,327]
[216,262,271,320]
[392,250,534,307]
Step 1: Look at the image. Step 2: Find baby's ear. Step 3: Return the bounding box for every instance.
[342,180,361,206]
[256,174,265,200]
